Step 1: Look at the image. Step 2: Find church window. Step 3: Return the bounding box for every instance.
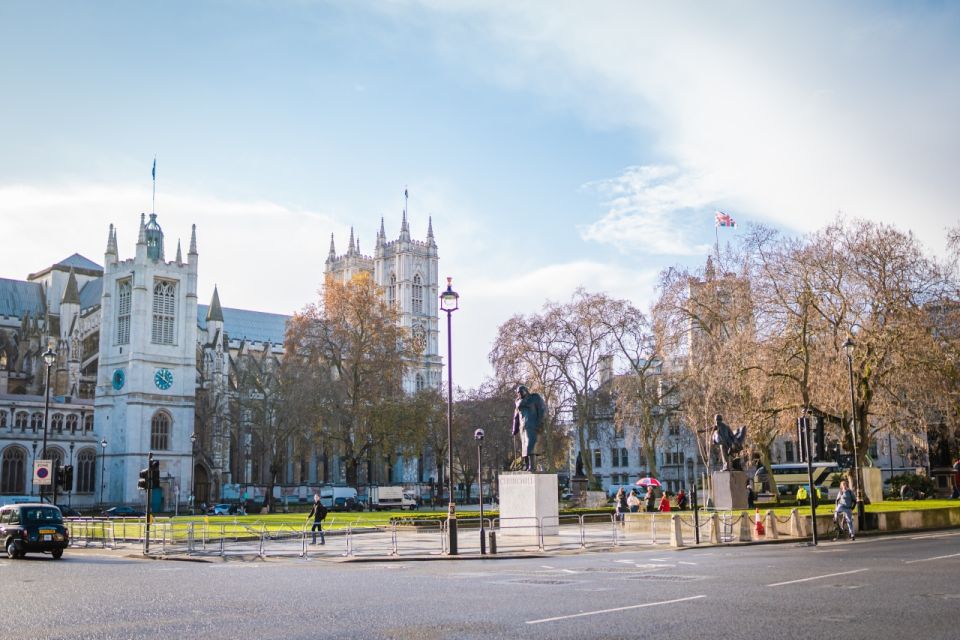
[0,446,26,494]
[48,448,64,471]
[0,412,5,429]
[412,274,423,313]
[15,412,28,432]
[116,279,132,345]
[30,412,43,433]
[387,274,396,307]
[66,414,78,433]
[84,414,93,432]
[151,412,171,450]
[416,373,425,391]
[52,413,64,434]
[76,448,96,493]
[152,279,177,345]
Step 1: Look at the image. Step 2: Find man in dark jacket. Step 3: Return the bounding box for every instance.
[308,494,327,545]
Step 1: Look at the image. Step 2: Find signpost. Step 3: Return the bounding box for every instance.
[34,460,53,486]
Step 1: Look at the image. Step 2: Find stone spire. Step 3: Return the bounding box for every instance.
[206,285,224,322]
[175,240,183,265]
[189,224,198,255]
[348,227,356,254]
[137,213,147,245]
[376,217,385,249]
[427,216,435,246]
[105,224,117,256]
[61,268,80,305]
[327,233,336,261]
[400,209,410,242]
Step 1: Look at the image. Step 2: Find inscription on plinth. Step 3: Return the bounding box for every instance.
[499,472,559,537]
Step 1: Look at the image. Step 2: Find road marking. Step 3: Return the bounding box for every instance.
[678,561,697,566]
[526,595,706,624]
[910,532,960,540]
[904,552,960,564]
[767,568,869,587]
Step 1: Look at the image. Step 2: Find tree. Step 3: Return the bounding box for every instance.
[286,272,411,487]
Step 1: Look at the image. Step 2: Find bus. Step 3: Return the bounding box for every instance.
[754,462,843,499]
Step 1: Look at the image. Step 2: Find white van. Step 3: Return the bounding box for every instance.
[319,486,360,511]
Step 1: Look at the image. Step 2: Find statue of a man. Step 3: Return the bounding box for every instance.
[712,413,747,471]
[512,385,546,472]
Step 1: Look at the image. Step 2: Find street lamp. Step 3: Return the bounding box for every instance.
[843,337,866,531]
[190,432,197,513]
[68,441,75,507]
[40,347,56,501]
[440,276,459,555]
[99,438,107,506]
[475,428,486,555]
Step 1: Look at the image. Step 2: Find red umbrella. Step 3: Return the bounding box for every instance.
[635,477,661,488]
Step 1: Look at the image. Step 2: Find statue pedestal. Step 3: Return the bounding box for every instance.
[712,471,748,510]
[571,475,588,502]
[499,472,559,538]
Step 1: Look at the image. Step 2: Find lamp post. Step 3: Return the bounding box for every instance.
[440,276,459,555]
[31,441,37,497]
[68,441,75,507]
[99,438,107,507]
[843,337,866,531]
[40,347,56,501]
[475,428,486,555]
[190,432,197,513]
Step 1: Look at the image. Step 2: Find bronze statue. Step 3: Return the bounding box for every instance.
[512,385,546,471]
[712,414,747,471]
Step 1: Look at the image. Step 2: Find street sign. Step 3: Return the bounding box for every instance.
[34,460,53,485]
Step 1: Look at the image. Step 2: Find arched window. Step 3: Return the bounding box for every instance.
[416,373,425,391]
[15,412,28,432]
[412,274,423,313]
[387,274,396,307]
[47,447,65,471]
[152,279,177,345]
[76,448,96,493]
[151,412,171,450]
[84,414,93,432]
[66,414,78,433]
[30,412,43,433]
[0,446,26,494]
[116,278,132,345]
[52,413,64,434]
[0,412,6,429]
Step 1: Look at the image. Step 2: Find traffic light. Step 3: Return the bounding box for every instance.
[138,466,150,490]
[55,465,65,488]
[149,459,160,486]
[63,465,74,492]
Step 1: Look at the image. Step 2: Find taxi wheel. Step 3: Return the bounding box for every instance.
[51,548,64,560]
[6,540,21,559]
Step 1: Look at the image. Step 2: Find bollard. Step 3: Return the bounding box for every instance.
[488,530,497,555]
[765,510,779,539]
[738,512,752,542]
[790,508,802,537]
[670,514,685,548]
[709,513,721,544]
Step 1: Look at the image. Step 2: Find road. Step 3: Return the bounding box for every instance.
[2,530,958,639]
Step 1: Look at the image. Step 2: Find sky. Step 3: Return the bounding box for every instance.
[1,1,957,390]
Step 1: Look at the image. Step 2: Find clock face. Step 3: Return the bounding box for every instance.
[111,368,125,390]
[154,368,174,390]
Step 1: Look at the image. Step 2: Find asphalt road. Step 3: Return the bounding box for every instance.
[2,531,958,640]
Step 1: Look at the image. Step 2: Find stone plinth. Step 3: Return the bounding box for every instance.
[711,470,748,510]
[499,472,559,537]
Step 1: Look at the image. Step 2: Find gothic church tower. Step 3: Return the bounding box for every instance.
[95,214,198,506]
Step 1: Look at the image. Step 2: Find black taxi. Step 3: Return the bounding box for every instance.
[1,503,69,559]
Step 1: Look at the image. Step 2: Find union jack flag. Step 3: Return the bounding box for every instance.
[715,210,737,228]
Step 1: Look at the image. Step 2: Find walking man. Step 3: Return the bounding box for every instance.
[308,493,327,545]
[835,480,856,541]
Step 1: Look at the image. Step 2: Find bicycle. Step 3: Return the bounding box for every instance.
[831,509,855,541]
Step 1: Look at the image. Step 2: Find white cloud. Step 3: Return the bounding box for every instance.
[579,165,720,255]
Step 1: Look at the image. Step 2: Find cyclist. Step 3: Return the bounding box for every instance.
[835,479,856,541]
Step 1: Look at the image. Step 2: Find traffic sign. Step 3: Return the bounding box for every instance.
[34,460,53,485]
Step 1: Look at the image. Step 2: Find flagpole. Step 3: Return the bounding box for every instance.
[152,157,156,214]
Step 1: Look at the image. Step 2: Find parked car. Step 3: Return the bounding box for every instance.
[1,503,69,559]
[55,505,82,518]
[100,506,145,518]
[207,503,232,515]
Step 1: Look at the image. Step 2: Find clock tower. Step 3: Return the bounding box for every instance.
[95,213,198,506]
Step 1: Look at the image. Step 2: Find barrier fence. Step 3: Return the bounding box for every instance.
[63,509,803,559]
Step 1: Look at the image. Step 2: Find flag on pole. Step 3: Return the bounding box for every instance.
[152,157,156,180]
[715,210,737,228]
[404,187,408,199]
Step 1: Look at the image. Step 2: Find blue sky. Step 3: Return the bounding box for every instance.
[1,1,957,389]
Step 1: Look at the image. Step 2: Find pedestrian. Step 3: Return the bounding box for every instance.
[645,488,656,512]
[953,458,960,499]
[746,483,756,509]
[658,491,671,512]
[627,489,641,513]
[835,479,856,541]
[676,489,688,510]
[307,493,327,545]
[614,487,628,523]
